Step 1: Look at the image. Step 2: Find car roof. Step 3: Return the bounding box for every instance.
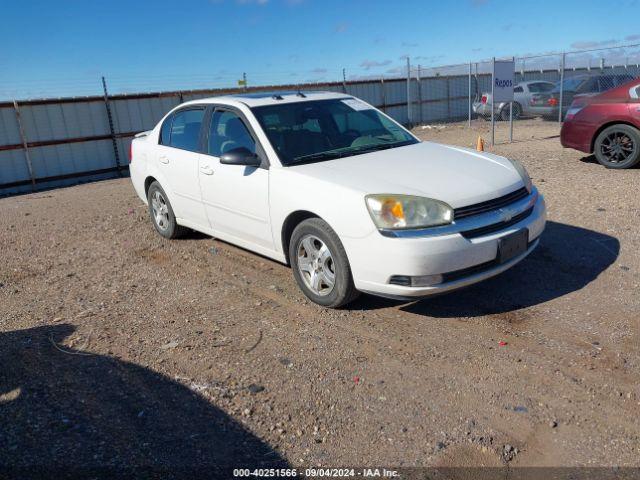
[180,90,352,108]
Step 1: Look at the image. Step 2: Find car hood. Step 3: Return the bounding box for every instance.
[288,141,525,208]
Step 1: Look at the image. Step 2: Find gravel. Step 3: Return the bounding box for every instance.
[0,117,638,469]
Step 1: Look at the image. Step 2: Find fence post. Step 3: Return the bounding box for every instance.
[491,57,495,146]
[380,77,386,111]
[406,57,412,127]
[509,56,514,143]
[342,68,347,93]
[417,64,423,125]
[101,76,122,176]
[468,62,472,127]
[12,100,36,191]
[558,53,565,123]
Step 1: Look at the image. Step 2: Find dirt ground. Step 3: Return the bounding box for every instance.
[1,118,638,474]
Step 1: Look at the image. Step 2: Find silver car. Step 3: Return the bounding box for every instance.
[473,80,555,120]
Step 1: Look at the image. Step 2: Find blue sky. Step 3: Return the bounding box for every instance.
[2,0,639,99]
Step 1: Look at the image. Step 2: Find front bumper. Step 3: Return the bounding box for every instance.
[343,190,546,299]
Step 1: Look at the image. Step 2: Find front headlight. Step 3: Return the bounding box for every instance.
[365,194,453,230]
[508,158,533,193]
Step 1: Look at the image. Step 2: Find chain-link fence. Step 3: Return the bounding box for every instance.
[406,44,640,143]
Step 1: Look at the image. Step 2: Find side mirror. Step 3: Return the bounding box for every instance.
[219,147,261,167]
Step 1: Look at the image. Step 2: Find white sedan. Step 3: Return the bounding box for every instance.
[130,91,546,307]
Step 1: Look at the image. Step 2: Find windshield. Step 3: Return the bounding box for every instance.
[251,98,418,165]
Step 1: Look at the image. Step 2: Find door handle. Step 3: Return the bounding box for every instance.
[159,155,169,164]
[200,166,214,175]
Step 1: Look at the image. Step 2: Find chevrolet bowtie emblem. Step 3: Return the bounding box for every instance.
[499,208,515,222]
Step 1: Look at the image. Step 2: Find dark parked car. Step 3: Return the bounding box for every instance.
[560,78,640,169]
[535,73,635,119]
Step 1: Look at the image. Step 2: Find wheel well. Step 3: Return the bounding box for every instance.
[590,121,639,153]
[144,176,157,198]
[281,211,319,265]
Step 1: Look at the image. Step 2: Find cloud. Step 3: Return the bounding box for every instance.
[334,22,348,33]
[415,54,444,63]
[625,34,640,41]
[310,68,328,74]
[236,0,269,4]
[360,59,392,70]
[385,66,404,75]
[401,41,419,48]
[285,0,305,4]
[502,24,513,31]
[570,39,618,49]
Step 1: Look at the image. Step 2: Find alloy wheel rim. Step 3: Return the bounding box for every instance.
[601,131,635,164]
[151,191,170,231]
[297,235,336,296]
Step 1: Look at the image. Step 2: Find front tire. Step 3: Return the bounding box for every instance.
[593,124,640,169]
[147,181,188,239]
[289,218,359,308]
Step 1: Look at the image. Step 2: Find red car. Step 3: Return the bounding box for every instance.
[560,78,640,169]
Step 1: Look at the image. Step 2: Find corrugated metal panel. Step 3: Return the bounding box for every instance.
[18,102,111,142]
[28,139,115,179]
[0,107,21,145]
[0,149,29,185]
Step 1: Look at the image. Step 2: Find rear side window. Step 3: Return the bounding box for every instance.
[514,86,524,93]
[160,115,172,145]
[528,82,553,93]
[169,109,205,152]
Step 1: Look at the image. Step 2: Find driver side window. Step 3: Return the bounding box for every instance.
[208,110,256,157]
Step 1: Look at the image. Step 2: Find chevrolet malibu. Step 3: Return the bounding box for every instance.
[129,91,546,307]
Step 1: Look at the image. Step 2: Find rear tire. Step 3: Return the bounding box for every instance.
[500,102,521,121]
[289,218,360,308]
[147,181,188,239]
[593,124,640,169]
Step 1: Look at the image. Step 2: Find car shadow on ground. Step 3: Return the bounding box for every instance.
[349,221,619,318]
[578,154,600,165]
[0,324,287,478]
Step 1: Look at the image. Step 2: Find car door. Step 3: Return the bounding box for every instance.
[156,107,209,228]
[198,107,274,250]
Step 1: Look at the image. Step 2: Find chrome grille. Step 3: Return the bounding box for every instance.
[454,187,529,220]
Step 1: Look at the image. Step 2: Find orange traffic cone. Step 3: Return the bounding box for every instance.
[476,136,484,152]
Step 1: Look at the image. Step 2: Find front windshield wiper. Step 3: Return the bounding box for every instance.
[288,151,349,165]
[348,140,416,154]
[287,140,415,166]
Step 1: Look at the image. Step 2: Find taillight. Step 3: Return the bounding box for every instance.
[565,106,583,120]
[548,97,558,106]
[481,95,487,104]
[129,142,133,164]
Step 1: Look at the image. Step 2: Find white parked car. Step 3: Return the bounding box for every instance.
[130,91,546,307]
